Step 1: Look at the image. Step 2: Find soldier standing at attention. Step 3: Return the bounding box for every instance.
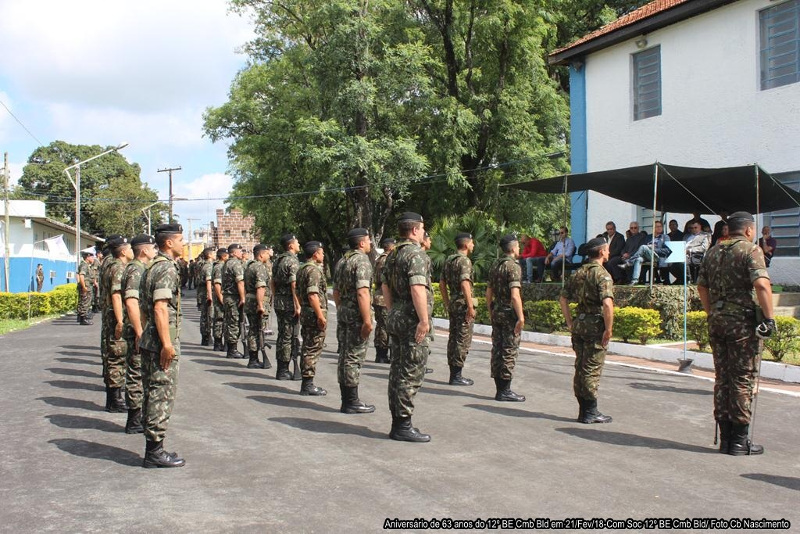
[197,248,214,347]
[485,234,526,402]
[244,244,270,369]
[333,228,375,413]
[382,213,432,442]
[697,211,775,456]
[212,249,228,352]
[296,241,328,395]
[121,234,157,433]
[372,238,395,363]
[76,252,95,325]
[440,232,476,386]
[100,236,133,413]
[559,237,614,423]
[263,245,274,336]
[272,234,301,380]
[91,249,103,315]
[222,243,246,359]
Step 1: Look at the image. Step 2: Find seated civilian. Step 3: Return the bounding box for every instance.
[540,226,575,282]
[623,221,671,285]
[670,222,710,283]
[667,219,684,242]
[597,221,625,276]
[759,226,776,267]
[711,211,729,246]
[683,212,711,236]
[518,234,547,283]
[607,221,648,283]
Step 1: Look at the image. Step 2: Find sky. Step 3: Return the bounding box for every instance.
[0,0,255,239]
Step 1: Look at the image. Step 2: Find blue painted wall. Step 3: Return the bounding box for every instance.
[0,258,76,293]
[569,63,588,253]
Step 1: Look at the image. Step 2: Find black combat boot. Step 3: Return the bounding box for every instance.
[577,398,586,422]
[213,338,223,351]
[425,367,434,374]
[104,386,113,412]
[375,348,390,364]
[580,399,612,424]
[728,423,764,456]
[125,408,144,434]
[261,352,272,369]
[340,386,375,414]
[143,440,185,468]
[108,387,128,413]
[389,416,431,442]
[226,345,244,359]
[79,315,93,326]
[717,420,732,454]
[494,378,525,402]
[448,365,474,386]
[275,360,292,380]
[300,377,327,396]
[201,334,210,347]
[247,350,262,369]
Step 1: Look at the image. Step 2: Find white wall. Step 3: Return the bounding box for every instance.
[582,0,800,283]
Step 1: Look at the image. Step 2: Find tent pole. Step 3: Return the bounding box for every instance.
[562,175,568,288]
[650,163,659,291]
[755,165,761,236]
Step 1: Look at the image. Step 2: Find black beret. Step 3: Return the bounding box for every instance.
[347,228,369,239]
[253,244,268,255]
[107,236,129,248]
[280,233,297,248]
[728,211,755,222]
[154,223,182,235]
[424,231,430,239]
[303,241,323,255]
[81,251,94,258]
[202,247,215,255]
[227,243,242,252]
[455,232,472,243]
[131,234,155,247]
[499,233,518,248]
[398,212,423,223]
[585,237,607,251]
[217,248,229,258]
[380,237,396,247]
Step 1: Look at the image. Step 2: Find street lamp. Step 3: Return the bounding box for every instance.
[64,142,129,269]
[141,201,161,235]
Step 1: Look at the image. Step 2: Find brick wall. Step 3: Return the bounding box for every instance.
[210,208,261,251]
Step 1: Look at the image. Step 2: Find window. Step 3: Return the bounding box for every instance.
[765,171,800,257]
[633,46,661,120]
[760,0,800,90]
[224,230,231,238]
[241,230,248,239]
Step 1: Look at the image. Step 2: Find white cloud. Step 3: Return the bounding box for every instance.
[171,172,234,233]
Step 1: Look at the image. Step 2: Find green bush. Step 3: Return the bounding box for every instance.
[525,300,564,333]
[0,284,78,320]
[685,311,710,351]
[764,316,800,362]
[614,307,663,344]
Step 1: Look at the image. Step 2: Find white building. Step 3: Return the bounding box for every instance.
[551,0,800,284]
[0,200,103,293]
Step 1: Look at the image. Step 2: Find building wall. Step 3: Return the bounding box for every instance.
[576,0,800,283]
[210,209,260,251]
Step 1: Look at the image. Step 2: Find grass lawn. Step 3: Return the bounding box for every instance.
[0,314,64,336]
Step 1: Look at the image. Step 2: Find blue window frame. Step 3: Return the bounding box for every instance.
[760,0,800,90]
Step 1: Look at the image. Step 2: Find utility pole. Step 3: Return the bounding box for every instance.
[157,166,182,222]
[186,217,200,260]
[3,153,10,292]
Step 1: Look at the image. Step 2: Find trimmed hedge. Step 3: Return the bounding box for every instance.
[764,316,800,362]
[614,307,663,344]
[0,284,78,320]
[685,311,710,351]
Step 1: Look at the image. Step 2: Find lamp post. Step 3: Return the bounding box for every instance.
[141,201,160,235]
[64,142,129,269]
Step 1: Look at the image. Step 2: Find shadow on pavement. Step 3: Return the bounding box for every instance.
[189,358,243,368]
[226,381,297,395]
[417,385,493,401]
[46,367,103,379]
[628,382,712,396]
[46,414,125,433]
[465,403,576,423]
[741,474,800,491]
[249,395,339,413]
[55,357,101,366]
[45,380,104,392]
[59,345,98,351]
[268,416,386,440]
[57,351,99,359]
[37,396,104,412]
[555,427,714,454]
[206,369,274,379]
[49,438,141,467]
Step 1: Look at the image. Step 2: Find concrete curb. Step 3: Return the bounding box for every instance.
[432,317,800,383]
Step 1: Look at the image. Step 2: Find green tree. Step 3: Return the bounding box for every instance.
[89,176,165,237]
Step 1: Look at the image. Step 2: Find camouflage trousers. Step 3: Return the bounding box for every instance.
[101,311,127,388]
[387,318,429,418]
[709,313,760,425]
[244,296,263,352]
[275,309,298,364]
[212,297,225,340]
[447,300,474,368]
[571,315,606,400]
[124,332,143,409]
[337,304,368,387]
[301,314,326,378]
[198,294,212,340]
[91,285,99,311]
[141,347,180,443]
[223,295,242,345]
[373,304,389,350]
[490,310,520,380]
[77,286,92,317]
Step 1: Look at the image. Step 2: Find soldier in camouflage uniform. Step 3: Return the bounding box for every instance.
[485,234,526,402]
[222,243,246,359]
[197,248,214,346]
[100,236,133,413]
[96,241,117,384]
[333,228,375,413]
[121,234,157,434]
[296,241,328,395]
[263,245,274,335]
[440,232,476,386]
[139,223,186,468]
[272,234,301,380]
[559,237,614,423]
[90,250,102,314]
[212,248,228,351]
[698,211,775,456]
[372,238,395,364]
[244,244,270,369]
[381,213,432,442]
[76,252,95,325]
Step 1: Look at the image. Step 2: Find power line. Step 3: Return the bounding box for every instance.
[0,98,45,147]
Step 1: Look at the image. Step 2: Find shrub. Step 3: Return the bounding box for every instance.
[0,284,78,320]
[764,316,800,362]
[614,307,663,344]
[525,300,565,333]
[685,311,710,351]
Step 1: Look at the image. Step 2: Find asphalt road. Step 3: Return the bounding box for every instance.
[1,290,798,533]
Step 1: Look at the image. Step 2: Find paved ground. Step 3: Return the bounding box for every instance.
[1,290,799,533]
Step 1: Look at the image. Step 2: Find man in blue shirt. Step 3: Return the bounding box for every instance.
[537,226,575,282]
